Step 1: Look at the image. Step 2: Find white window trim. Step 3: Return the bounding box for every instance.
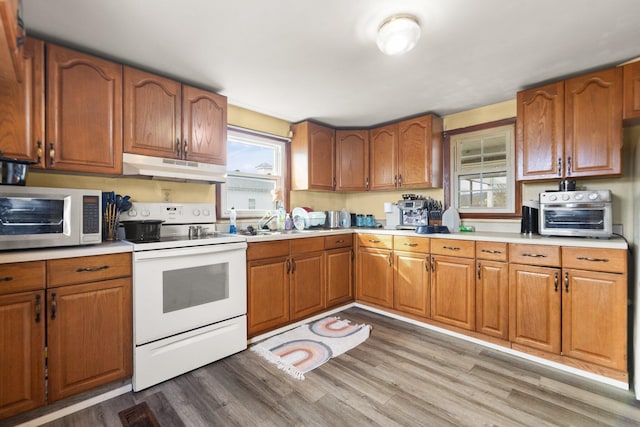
[450,124,515,214]
[220,126,288,219]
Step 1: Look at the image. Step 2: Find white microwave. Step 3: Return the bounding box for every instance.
[0,186,102,250]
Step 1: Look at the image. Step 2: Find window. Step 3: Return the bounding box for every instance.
[450,123,515,214]
[219,127,287,218]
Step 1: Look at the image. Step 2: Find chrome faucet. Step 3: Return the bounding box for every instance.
[258,212,276,230]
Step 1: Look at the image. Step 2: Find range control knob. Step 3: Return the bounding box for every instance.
[574,193,584,201]
[141,209,150,217]
[562,194,570,201]
[202,209,210,217]
[193,209,201,216]
[127,209,137,217]
[548,195,558,201]
[588,193,599,200]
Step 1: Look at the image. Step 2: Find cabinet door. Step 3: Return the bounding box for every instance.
[182,85,227,164]
[0,0,24,82]
[356,247,393,308]
[562,269,627,371]
[431,255,475,330]
[397,115,442,188]
[509,264,560,354]
[0,291,45,419]
[369,123,398,190]
[623,61,640,122]
[290,251,325,320]
[0,37,43,163]
[47,278,132,402]
[565,68,622,177]
[123,66,182,158]
[247,257,289,336]
[46,44,123,174]
[476,260,509,340]
[308,122,335,190]
[516,82,564,180]
[394,251,430,318]
[326,247,353,307]
[335,129,369,191]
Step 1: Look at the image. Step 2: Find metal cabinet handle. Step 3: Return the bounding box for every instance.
[76,265,109,273]
[36,140,43,164]
[567,156,572,176]
[49,143,55,166]
[183,140,188,159]
[333,177,337,190]
[368,239,381,243]
[576,256,609,263]
[50,292,57,320]
[286,258,291,274]
[425,256,429,271]
[335,239,345,243]
[443,246,460,251]
[557,157,562,176]
[388,252,392,266]
[564,271,569,293]
[554,272,559,292]
[291,259,296,274]
[522,253,546,258]
[481,249,502,254]
[398,174,402,187]
[394,175,398,187]
[365,176,369,190]
[35,294,41,323]
[430,256,435,272]
[0,276,13,282]
[176,138,181,157]
[403,242,418,247]
[477,262,481,279]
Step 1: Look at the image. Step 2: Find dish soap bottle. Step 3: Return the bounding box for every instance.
[229,207,237,234]
[284,213,292,230]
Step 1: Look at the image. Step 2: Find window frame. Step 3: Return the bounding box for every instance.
[443,118,521,219]
[216,126,290,220]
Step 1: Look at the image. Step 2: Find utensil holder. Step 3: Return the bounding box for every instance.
[103,205,120,241]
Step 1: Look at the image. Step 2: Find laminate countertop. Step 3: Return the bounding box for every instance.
[0,241,133,263]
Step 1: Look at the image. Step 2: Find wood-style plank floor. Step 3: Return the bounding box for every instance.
[16,308,640,426]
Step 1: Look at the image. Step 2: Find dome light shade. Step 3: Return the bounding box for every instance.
[376,14,421,56]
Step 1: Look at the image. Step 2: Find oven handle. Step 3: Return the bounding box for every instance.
[545,219,604,226]
[0,219,64,226]
[541,204,608,209]
[134,242,247,260]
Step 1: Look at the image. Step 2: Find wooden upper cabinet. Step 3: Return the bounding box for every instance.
[335,129,369,191]
[123,66,182,159]
[369,123,398,191]
[565,67,622,177]
[623,61,640,123]
[291,121,335,190]
[182,85,227,164]
[397,115,443,188]
[45,43,123,174]
[0,37,43,163]
[516,81,564,180]
[0,0,25,82]
[516,68,623,181]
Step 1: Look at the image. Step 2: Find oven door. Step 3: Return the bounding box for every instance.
[133,241,247,345]
[540,203,612,237]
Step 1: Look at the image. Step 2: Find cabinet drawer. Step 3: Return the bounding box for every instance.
[509,244,560,267]
[324,234,352,249]
[247,240,289,261]
[394,236,429,253]
[290,236,324,254]
[357,233,393,249]
[431,239,475,258]
[562,247,626,273]
[0,261,46,295]
[47,253,132,288]
[476,241,508,261]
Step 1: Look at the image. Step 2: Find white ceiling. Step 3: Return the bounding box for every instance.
[22,0,640,127]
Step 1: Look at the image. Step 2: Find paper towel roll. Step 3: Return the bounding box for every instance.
[383,202,394,213]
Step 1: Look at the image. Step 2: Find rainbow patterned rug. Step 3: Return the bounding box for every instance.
[251,316,371,380]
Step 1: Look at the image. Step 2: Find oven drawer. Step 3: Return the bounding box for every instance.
[47,253,132,288]
[510,244,560,267]
[562,247,626,273]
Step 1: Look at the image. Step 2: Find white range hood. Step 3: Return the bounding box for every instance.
[122,153,226,183]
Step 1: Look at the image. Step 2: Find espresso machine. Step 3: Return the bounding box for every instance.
[396,194,441,229]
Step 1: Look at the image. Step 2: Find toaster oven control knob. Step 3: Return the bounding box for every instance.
[193,209,201,216]
[574,193,584,200]
[202,209,210,217]
[588,193,599,200]
[548,195,557,201]
[562,194,570,201]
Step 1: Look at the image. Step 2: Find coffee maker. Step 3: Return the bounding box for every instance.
[396,194,430,229]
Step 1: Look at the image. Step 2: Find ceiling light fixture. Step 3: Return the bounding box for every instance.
[376,14,421,56]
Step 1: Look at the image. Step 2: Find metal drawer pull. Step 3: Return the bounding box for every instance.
[522,253,546,258]
[477,262,481,279]
[35,294,41,323]
[554,272,559,292]
[404,242,418,247]
[368,239,381,243]
[0,276,13,282]
[76,265,110,273]
[576,256,609,263]
[564,271,570,293]
[50,293,57,320]
[443,246,460,251]
[481,249,502,254]
[335,239,345,243]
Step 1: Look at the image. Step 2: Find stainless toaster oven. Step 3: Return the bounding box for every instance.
[539,190,612,239]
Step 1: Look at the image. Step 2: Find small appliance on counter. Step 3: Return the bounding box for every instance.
[539,189,612,238]
[383,202,400,229]
[521,200,540,235]
[325,210,351,228]
[396,194,442,230]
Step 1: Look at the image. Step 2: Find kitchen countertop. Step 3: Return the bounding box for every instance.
[0,241,133,263]
[244,227,628,250]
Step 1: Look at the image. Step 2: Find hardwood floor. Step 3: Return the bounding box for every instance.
[9,307,640,426]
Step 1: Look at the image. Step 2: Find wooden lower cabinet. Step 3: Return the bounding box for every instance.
[431,255,475,330]
[476,260,509,340]
[47,278,132,402]
[0,291,45,419]
[325,247,353,306]
[393,250,430,318]
[356,247,393,308]
[247,256,289,336]
[562,268,627,371]
[509,264,561,354]
[290,251,325,321]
